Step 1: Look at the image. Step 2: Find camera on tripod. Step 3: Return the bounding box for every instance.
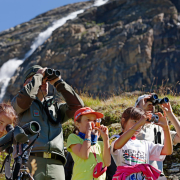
[0,121,41,152]
[0,121,41,180]
[147,94,169,106]
[44,68,61,81]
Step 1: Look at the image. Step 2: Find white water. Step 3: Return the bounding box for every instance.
[0,0,108,101]
[93,0,108,6]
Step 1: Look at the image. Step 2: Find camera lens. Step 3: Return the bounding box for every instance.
[30,122,40,133]
[22,121,41,135]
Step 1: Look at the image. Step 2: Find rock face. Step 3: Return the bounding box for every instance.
[0,1,180,178]
[2,0,180,100]
[164,144,180,179]
[0,1,93,67]
[1,0,180,101]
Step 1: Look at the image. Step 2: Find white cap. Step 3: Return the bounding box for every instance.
[135,94,149,107]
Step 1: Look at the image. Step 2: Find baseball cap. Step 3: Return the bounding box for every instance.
[74,107,104,122]
[23,65,42,83]
[135,94,150,107]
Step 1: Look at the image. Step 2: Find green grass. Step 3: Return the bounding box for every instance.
[61,93,180,143]
[1,93,180,179]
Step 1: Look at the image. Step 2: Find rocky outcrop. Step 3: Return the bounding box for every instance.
[163,144,180,179]
[0,1,180,178]
[1,0,180,101]
[0,1,93,67]
[170,0,180,12]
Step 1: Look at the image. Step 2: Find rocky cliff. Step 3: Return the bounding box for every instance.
[0,0,180,178]
[0,0,179,100]
[0,1,93,66]
[1,0,180,101]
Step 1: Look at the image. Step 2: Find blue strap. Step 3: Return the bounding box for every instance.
[84,138,91,142]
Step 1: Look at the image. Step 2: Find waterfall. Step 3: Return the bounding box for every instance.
[0,0,109,101]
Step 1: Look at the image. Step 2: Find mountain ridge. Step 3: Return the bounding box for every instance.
[0,0,180,101]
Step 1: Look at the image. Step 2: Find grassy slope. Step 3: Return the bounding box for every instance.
[63,94,180,177]
[63,94,180,145]
[1,94,180,179]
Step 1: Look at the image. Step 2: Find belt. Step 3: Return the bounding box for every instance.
[30,152,62,161]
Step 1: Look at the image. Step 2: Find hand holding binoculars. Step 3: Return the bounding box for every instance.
[147,94,169,106]
[95,119,101,128]
[89,119,101,129]
[147,113,159,123]
[44,68,61,81]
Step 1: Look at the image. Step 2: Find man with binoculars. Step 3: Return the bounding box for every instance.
[135,94,180,180]
[12,65,84,180]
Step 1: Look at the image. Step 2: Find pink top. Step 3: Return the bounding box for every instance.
[113,164,161,180]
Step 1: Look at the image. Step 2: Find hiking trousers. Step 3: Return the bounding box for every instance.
[27,156,65,180]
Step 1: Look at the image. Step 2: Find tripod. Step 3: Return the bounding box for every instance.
[13,142,35,180]
[1,133,39,180]
[17,165,34,180]
[0,123,40,180]
[0,143,34,180]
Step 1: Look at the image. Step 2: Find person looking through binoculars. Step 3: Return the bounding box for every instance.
[135,94,180,180]
[12,65,84,180]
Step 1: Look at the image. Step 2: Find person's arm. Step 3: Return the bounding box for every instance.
[12,72,44,114]
[114,119,145,150]
[114,116,147,150]
[50,77,84,123]
[161,126,172,155]
[155,112,173,155]
[95,125,111,167]
[161,102,180,144]
[70,122,92,159]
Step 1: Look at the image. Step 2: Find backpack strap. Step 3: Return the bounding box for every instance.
[154,127,157,144]
[91,146,98,162]
[154,126,162,144]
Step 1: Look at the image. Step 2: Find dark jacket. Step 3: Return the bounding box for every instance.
[12,74,84,164]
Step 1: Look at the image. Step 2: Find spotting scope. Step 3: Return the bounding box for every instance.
[0,121,41,152]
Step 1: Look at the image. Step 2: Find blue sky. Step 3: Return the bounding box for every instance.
[0,0,87,32]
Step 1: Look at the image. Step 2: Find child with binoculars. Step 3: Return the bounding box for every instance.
[135,94,180,180]
[110,107,172,180]
[67,107,111,180]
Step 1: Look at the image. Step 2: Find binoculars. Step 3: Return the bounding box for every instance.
[95,119,101,128]
[147,113,159,123]
[147,94,169,106]
[44,68,61,81]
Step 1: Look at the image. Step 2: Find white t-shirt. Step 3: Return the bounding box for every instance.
[136,124,176,172]
[110,135,165,180]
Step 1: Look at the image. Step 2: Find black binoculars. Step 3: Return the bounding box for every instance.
[147,94,169,106]
[44,68,61,81]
